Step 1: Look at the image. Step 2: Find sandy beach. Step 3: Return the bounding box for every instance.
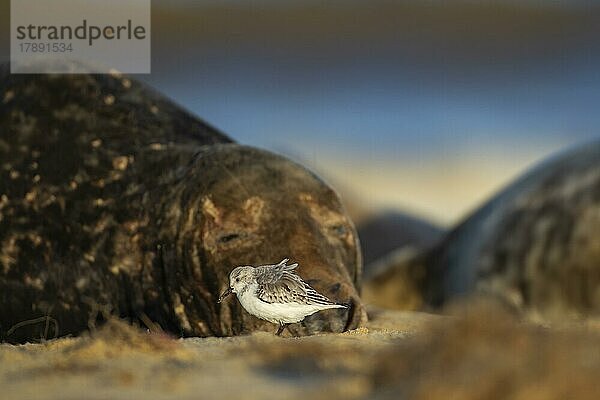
[2,304,600,400]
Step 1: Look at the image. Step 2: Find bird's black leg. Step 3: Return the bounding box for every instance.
[276,322,287,336]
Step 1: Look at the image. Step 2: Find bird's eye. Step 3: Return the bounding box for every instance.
[236,278,240,282]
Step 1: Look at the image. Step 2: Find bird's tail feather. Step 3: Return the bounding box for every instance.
[276,258,298,270]
[322,303,348,310]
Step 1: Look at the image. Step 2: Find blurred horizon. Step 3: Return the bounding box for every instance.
[1,0,599,225]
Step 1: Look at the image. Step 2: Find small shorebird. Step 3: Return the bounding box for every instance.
[218,259,347,335]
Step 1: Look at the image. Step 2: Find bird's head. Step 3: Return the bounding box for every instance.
[218,266,255,302]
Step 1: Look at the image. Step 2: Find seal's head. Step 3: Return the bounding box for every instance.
[165,144,366,336]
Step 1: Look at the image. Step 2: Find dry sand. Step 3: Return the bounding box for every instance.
[1,304,599,400]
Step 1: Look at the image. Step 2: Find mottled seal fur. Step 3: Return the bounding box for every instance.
[365,141,600,319]
[0,71,366,342]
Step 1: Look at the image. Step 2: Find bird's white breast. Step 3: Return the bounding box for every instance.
[236,284,343,324]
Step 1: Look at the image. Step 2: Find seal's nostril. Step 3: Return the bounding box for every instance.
[341,296,368,332]
[343,298,356,332]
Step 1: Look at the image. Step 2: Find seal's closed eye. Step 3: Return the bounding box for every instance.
[219,233,241,243]
[330,224,348,236]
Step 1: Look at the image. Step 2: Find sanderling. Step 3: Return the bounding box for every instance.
[218,258,347,335]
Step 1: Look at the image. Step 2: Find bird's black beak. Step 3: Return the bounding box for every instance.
[218,287,233,303]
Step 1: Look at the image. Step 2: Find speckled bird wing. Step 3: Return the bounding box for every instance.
[255,260,335,306]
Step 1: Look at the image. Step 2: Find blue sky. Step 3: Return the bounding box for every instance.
[141,39,599,223]
[103,1,600,222]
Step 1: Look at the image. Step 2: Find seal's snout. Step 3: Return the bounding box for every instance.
[218,287,233,303]
[343,295,368,332]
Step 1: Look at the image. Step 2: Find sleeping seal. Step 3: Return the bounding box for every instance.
[0,71,366,342]
[365,141,600,320]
